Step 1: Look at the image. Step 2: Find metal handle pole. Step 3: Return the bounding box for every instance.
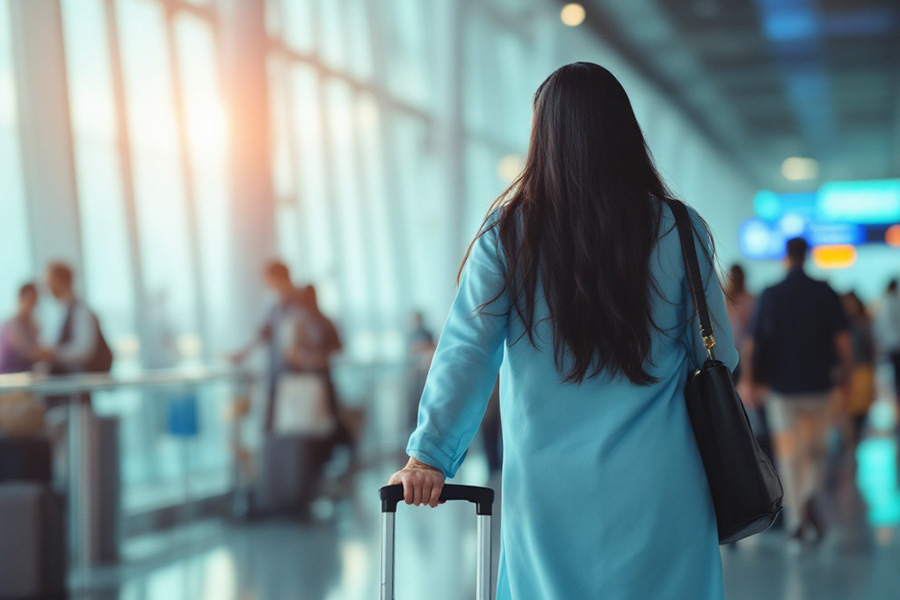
[380,511,396,600]
[476,514,493,600]
[378,484,493,600]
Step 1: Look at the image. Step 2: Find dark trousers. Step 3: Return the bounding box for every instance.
[480,382,502,475]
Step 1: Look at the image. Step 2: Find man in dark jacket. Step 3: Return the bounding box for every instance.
[741,237,852,546]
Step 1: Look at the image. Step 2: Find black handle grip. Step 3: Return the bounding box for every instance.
[379,484,493,515]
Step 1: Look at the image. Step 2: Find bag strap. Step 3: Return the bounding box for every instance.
[664,199,717,360]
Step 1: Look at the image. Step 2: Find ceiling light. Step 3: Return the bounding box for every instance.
[781,157,819,181]
[561,3,586,27]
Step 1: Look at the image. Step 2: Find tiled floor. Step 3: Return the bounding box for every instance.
[72,432,900,600]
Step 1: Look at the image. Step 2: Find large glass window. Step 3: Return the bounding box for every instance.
[272,0,315,53]
[325,78,372,336]
[60,0,137,352]
[381,0,435,110]
[291,64,339,311]
[174,11,230,354]
[116,0,199,338]
[356,93,400,326]
[0,2,32,316]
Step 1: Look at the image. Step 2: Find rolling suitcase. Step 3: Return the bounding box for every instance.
[379,484,494,600]
[254,434,331,516]
[0,482,67,598]
[0,436,53,483]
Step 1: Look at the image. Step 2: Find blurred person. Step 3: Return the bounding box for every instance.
[285,285,343,418]
[742,238,852,546]
[841,291,876,447]
[389,63,739,599]
[725,264,755,382]
[479,379,502,477]
[42,262,113,492]
[407,311,435,354]
[726,264,774,467]
[275,285,346,518]
[231,260,304,433]
[874,279,900,401]
[44,262,112,378]
[0,283,47,374]
[406,311,436,429]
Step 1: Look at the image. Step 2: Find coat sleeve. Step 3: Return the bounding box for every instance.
[684,208,739,372]
[406,223,509,478]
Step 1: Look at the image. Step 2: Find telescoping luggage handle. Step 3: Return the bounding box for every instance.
[379,484,494,600]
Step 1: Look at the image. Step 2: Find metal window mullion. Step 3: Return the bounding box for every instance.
[103,0,150,368]
[279,56,313,281]
[308,0,350,325]
[362,0,414,326]
[164,4,212,362]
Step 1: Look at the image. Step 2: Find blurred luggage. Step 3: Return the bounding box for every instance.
[253,433,331,517]
[273,373,335,437]
[0,482,67,599]
[85,415,121,563]
[0,436,53,483]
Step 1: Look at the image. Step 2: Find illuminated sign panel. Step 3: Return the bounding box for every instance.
[812,245,857,270]
[806,223,864,247]
[818,179,900,224]
[743,179,900,265]
[739,219,786,260]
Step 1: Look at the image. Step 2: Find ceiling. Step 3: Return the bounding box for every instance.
[566,0,900,190]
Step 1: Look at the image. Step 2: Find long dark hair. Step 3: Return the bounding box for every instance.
[461,62,683,386]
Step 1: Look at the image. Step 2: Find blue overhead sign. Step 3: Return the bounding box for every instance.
[818,180,900,224]
[744,178,900,260]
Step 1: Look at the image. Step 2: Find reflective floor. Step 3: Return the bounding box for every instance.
[71,429,900,600]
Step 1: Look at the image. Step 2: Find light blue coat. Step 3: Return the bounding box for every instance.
[407,202,738,599]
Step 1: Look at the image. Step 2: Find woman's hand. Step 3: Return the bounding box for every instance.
[388,457,445,508]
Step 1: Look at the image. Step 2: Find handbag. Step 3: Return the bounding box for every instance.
[666,198,783,544]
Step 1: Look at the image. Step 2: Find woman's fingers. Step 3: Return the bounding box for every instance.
[421,478,434,508]
[412,473,424,505]
[387,463,446,507]
[402,472,414,505]
[428,479,443,508]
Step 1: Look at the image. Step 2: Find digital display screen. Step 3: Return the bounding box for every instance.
[818,179,900,224]
[746,179,900,262]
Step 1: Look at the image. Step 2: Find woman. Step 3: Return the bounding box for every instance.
[725,264,755,382]
[389,62,737,599]
[287,285,353,449]
[0,283,44,374]
[725,264,774,465]
[841,291,876,446]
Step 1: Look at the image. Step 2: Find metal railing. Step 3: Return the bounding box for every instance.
[0,367,257,583]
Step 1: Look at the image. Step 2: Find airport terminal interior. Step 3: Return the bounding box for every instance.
[0,0,899,598]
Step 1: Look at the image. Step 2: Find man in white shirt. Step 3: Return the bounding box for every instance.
[875,279,900,400]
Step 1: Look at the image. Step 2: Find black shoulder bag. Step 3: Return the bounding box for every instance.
[666,199,783,544]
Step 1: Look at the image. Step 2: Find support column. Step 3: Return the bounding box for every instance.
[9,0,83,278]
[218,0,276,346]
